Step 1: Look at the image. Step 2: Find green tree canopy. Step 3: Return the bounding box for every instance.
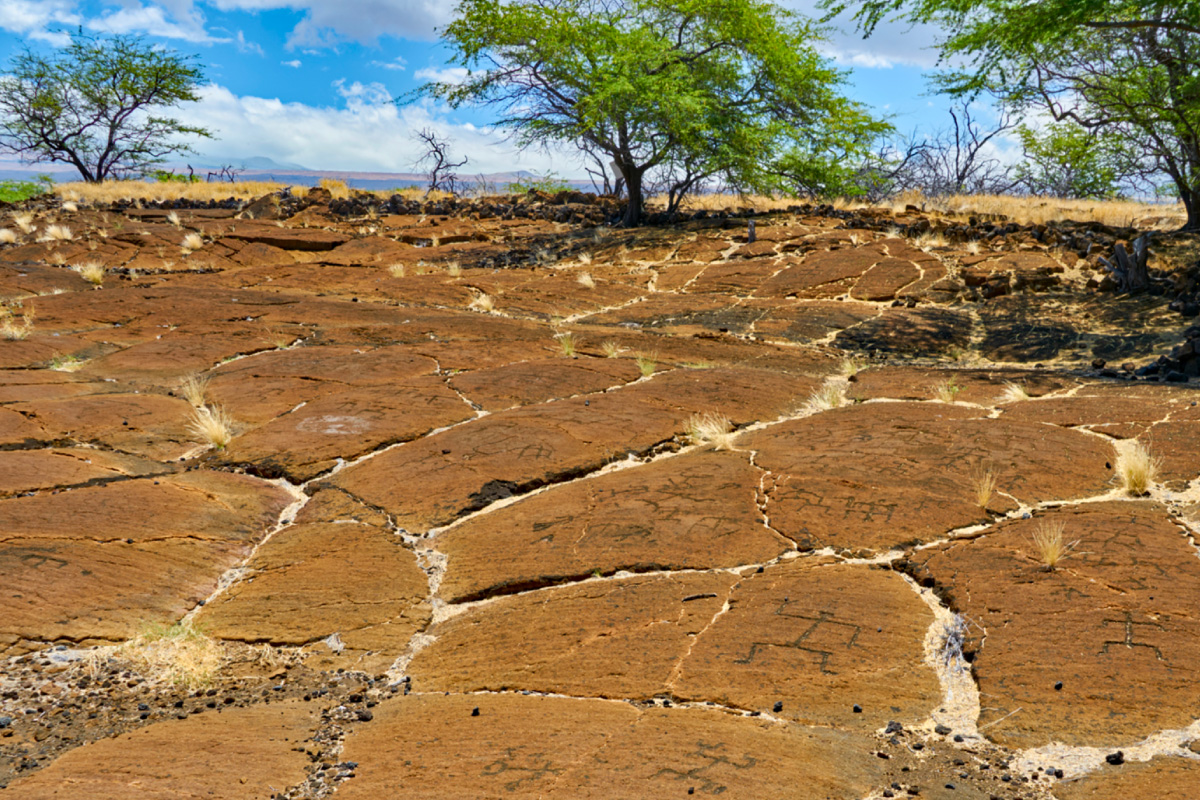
[0,33,212,183]
[419,0,886,225]
[823,0,1200,228]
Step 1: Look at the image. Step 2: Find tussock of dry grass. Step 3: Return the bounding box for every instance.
[635,351,657,377]
[576,272,596,289]
[554,331,579,357]
[839,355,866,378]
[806,382,846,413]
[934,378,964,403]
[468,290,495,313]
[166,210,181,227]
[189,404,234,449]
[39,224,73,242]
[0,229,17,245]
[445,261,462,277]
[1030,518,1077,570]
[686,411,735,450]
[180,232,204,253]
[999,381,1031,403]
[1116,440,1160,496]
[601,340,625,358]
[972,465,998,510]
[179,373,210,407]
[119,622,223,689]
[388,263,406,278]
[0,306,34,340]
[72,261,105,285]
[12,213,35,234]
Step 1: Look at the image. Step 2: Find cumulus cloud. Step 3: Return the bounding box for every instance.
[88,1,219,43]
[779,0,943,70]
[0,0,80,44]
[184,82,564,175]
[412,66,469,85]
[209,0,453,45]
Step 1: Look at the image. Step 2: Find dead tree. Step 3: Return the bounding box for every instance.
[414,128,468,197]
[1098,232,1152,292]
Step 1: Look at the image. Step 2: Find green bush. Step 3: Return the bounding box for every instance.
[151,169,200,184]
[0,174,52,203]
[506,171,572,195]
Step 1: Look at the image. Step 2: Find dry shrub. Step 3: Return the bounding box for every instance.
[119,622,224,689]
[686,411,735,450]
[189,404,234,449]
[73,261,106,285]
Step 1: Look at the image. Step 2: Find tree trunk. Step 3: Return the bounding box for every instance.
[621,169,644,227]
[1183,186,1200,231]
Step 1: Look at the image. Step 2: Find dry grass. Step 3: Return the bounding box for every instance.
[318,178,351,199]
[931,193,1184,229]
[60,200,78,213]
[180,232,204,253]
[0,228,17,245]
[805,381,846,413]
[166,210,182,227]
[388,263,407,278]
[839,355,866,378]
[635,351,657,377]
[601,340,625,358]
[189,404,235,450]
[913,230,949,250]
[12,212,35,234]
[576,272,596,289]
[445,260,462,277]
[554,331,579,357]
[179,373,210,407]
[1116,440,1160,496]
[0,305,34,340]
[935,378,964,403]
[999,381,1031,403]
[119,622,224,689]
[55,180,298,204]
[468,290,495,313]
[39,223,73,242]
[1029,518,1077,570]
[72,261,106,285]
[964,240,983,255]
[686,411,736,450]
[578,252,593,266]
[49,353,87,372]
[972,464,998,510]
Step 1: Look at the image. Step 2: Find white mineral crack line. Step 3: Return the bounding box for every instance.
[1013,720,1200,781]
[181,475,310,624]
[898,573,982,740]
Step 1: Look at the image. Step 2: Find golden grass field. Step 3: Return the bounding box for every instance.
[52,179,1187,229]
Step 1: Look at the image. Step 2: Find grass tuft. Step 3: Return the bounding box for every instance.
[180,232,204,253]
[49,353,86,372]
[468,290,495,313]
[388,263,406,278]
[13,212,35,234]
[39,223,73,241]
[601,340,625,358]
[971,464,998,510]
[635,351,657,377]
[0,228,17,244]
[445,260,462,277]
[577,272,596,289]
[1030,518,1077,570]
[166,210,181,227]
[999,381,1031,403]
[0,306,34,340]
[686,411,735,450]
[73,261,106,285]
[554,331,579,357]
[934,378,964,403]
[179,373,210,407]
[189,404,234,449]
[839,354,866,378]
[805,382,846,413]
[119,621,223,689]
[1116,440,1160,496]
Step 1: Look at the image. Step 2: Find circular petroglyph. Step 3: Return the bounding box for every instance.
[296,415,371,435]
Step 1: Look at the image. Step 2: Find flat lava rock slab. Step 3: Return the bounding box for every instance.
[10,392,198,461]
[0,448,167,498]
[1055,758,1200,800]
[744,402,1111,551]
[912,502,1200,748]
[834,307,974,357]
[850,367,1076,405]
[4,700,318,799]
[413,561,938,731]
[436,450,791,603]
[198,522,431,654]
[336,693,884,800]
[212,378,474,481]
[670,560,939,731]
[448,357,641,412]
[0,472,292,644]
[332,367,813,531]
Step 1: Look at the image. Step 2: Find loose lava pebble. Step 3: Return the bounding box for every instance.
[773,701,783,713]
[1106,751,1125,765]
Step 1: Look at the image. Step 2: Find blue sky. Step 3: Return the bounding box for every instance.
[0,0,993,179]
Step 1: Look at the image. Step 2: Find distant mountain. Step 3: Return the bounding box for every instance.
[235,156,312,172]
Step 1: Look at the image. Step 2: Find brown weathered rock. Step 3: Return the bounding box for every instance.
[1055,758,1200,800]
[0,448,166,497]
[5,701,318,798]
[746,402,1111,550]
[199,522,431,655]
[448,358,640,412]
[915,502,1200,748]
[337,694,884,800]
[436,450,790,602]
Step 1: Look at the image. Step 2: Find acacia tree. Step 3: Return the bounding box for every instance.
[0,34,211,183]
[419,0,885,226]
[823,0,1200,228]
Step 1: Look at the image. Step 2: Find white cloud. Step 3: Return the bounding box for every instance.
[779,0,943,70]
[282,59,302,68]
[413,66,468,85]
[209,0,453,44]
[184,82,565,175]
[0,0,80,44]
[87,2,220,42]
[235,30,265,56]
[369,56,408,71]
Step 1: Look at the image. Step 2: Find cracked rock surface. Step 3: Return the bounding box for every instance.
[2,195,1199,798]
